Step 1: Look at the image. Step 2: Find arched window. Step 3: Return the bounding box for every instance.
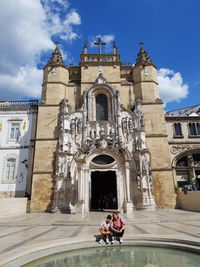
[176,156,188,167]
[174,123,182,137]
[197,123,200,135]
[96,94,108,121]
[92,155,115,165]
[5,158,16,180]
[189,123,197,136]
[175,153,200,190]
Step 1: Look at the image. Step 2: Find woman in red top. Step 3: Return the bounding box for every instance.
[110,212,126,244]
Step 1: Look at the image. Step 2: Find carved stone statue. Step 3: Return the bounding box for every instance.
[70,119,76,135]
[77,118,83,134]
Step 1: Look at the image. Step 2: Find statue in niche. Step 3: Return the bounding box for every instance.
[128,118,134,133]
[61,99,69,114]
[118,137,123,149]
[149,173,153,187]
[100,138,107,148]
[64,115,70,130]
[54,159,77,214]
[136,137,144,150]
[63,141,71,153]
[60,162,65,174]
[136,174,142,189]
[82,137,93,153]
[134,99,144,129]
[107,138,114,148]
[99,126,106,139]
[140,153,149,175]
[77,118,83,134]
[121,117,127,134]
[95,139,101,148]
[90,128,96,138]
[109,127,115,139]
[70,119,76,135]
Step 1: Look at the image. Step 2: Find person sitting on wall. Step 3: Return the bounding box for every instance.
[191,177,198,191]
[182,184,192,194]
[110,212,126,244]
[98,215,112,244]
[196,175,200,190]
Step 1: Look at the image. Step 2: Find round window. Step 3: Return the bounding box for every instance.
[92,155,115,165]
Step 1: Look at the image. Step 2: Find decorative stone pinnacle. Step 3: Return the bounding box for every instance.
[139,41,144,48]
[47,41,65,67]
[113,41,118,54]
[82,41,88,54]
[84,41,88,48]
[55,41,60,47]
[135,42,153,66]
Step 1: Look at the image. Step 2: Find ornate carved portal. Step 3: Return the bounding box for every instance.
[51,80,155,214]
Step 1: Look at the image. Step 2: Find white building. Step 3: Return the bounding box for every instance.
[0,100,38,198]
[165,104,200,189]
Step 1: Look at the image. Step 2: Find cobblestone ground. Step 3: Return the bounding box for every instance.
[0,209,200,264]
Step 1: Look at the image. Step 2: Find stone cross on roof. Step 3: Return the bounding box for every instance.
[94,37,106,54]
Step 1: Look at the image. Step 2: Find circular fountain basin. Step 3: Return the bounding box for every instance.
[5,241,200,267]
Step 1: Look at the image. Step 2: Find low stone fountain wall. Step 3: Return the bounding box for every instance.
[0,198,27,217]
[177,191,200,212]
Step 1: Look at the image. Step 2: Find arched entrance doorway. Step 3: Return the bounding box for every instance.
[91,170,118,211]
[89,154,119,211]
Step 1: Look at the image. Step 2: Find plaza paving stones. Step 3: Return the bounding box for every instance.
[0,209,200,265]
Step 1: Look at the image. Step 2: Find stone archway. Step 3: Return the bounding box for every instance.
[80,149,133,214]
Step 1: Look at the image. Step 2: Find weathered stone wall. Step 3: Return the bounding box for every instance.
[30,105,59,212]
[30,173,53,212]
[152,171,176,208]
[81,65,121,84]
[137,70,176,208]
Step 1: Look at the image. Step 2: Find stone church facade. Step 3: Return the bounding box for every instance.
[30,40,176,214]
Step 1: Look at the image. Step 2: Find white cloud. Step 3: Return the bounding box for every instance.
[0,0,81,99]
[0,66,43,99]
[41,0,81,41]
[157,68,189,106]
[100,34,115,43]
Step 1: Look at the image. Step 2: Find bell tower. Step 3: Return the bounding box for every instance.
[30,40,176,213]
[30,43,71,212]
[41,42,69,105]
[132,43,176,208]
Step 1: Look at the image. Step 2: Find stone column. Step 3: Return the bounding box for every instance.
[77,165,85,214]
[84,169,90,213]
[124,161,134,214]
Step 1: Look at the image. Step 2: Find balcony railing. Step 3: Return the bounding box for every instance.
[80,54,121,66]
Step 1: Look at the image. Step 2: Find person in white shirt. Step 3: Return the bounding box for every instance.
[98,215,112,244]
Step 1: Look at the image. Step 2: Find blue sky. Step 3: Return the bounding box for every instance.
[0,0,199,111]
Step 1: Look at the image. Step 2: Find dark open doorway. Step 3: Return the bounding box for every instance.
[91,171,118,211]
